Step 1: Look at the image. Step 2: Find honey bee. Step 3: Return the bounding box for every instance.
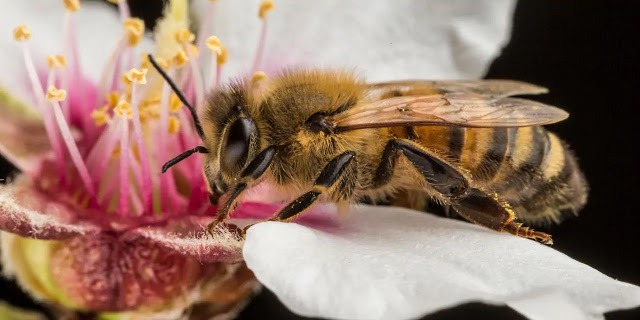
[149,55,587,245]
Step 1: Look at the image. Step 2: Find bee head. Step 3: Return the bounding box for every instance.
[202,82,262,194]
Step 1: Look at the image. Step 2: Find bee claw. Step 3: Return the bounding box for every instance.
[204,219,223,237]
[241,223,258,236]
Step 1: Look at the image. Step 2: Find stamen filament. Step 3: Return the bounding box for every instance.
[196,1,217,53]
[129,80,153,213]
[97,37,128,104]
[63,11,82,90]
[207,56,218,89]
[20,44,44,106]
[187,51,205,110]
[252,0,274,74]
[116,0,131,21]
[127,151,144,216]
[205,36,226,90]
[119,117,130,216]
[251,20,268,74]
[48,89,97,199]
[87,120,123,182]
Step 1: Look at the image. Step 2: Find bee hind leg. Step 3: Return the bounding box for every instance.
[451,188,553,245]
[242,151,356,234]
[374,139,552,244]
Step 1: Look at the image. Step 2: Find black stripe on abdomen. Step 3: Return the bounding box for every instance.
[448,127,466,161]
[480,128,510,179]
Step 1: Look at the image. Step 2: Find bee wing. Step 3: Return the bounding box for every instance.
[366,79,549,100]
[332,92,569,131]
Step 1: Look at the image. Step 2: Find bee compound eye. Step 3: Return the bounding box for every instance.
[221,117,256,170]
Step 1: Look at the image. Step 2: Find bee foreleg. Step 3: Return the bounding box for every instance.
[451,188,554,245]
[269,151,356,223]
[206,146,277,234]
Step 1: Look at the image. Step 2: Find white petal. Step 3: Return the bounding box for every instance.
[244,205,640,320]
[196,0,515,80]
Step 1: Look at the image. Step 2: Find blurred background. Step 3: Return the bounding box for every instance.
[1,0,639,319]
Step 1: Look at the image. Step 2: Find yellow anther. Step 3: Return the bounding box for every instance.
[132,144,141,161]
[172,49,189,67]
[168,116,180,134]
[141,97,161,109]
[141,53,168,71]
[91,107,110,127]
[206,36,222,55]
[139,53,151,68]
[46,54,67,69]
[111,144,139,160]
[13,24,32,41]
[63,0,80,12]
[140,99,160,122]
[111,144,121,159]
[107,92,120,108]
[258,0,275,19]
[114,100,132,119]
[216,45,228,65]
[175,28,195,44]
[45,86,67,102]
[123,18,145,47]
[250,71,268,86]
[169,94,182,112]
[188,44,200,57]
[124,68,148,84]
[122,74,132,87]
[154,57,169,70]
[206,36,227,64]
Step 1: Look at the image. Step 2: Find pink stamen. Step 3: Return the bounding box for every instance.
[123,47,135,75]
[44,71,68,177]
[196,1,216,54]
[20,61,66,184]
[62,12,83,121]
[118,117,130,216]
[20,44,44,105]
[116,0,131,21]
[97,37,127,105]
[187,54,205,109]
[87,119,122,182]
[129,83,153,213]
[216,64,223,89]
[207,54,219,90]
[127,151,144,216]
[50,99,96,199]
[251,18,269,74]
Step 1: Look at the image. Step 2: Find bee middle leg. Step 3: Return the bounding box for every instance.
[270,151,357,222]
[372,139,553,244]
[242,151,357,234]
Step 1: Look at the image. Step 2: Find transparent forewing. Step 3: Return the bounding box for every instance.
[366,79,549,101]
[332,93,569,131]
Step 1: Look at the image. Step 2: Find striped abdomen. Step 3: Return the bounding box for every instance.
[413,125,588,225]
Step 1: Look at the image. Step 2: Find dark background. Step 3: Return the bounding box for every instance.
[1,0,638,319]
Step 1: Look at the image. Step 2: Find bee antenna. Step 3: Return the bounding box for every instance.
[162,146,210,173]
[147,54,206,141]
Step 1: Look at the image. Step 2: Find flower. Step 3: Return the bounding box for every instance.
[0,0,282,318]
[1,1,640,320]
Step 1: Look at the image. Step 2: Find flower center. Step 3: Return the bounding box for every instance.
[11,0,275,225]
